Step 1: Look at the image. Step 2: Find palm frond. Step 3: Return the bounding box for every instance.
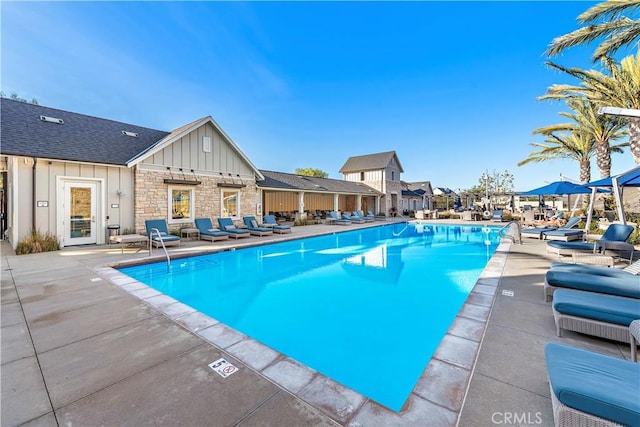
[578,0,640,23]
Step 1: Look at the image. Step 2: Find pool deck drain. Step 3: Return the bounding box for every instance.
[2,219,635,426]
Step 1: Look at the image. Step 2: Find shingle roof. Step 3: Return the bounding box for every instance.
[0,98,170,165]
[339,151,404,173]
[258,170,382,195]
[407,181,434,196]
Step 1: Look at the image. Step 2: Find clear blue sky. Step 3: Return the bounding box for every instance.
[2,1,636,192]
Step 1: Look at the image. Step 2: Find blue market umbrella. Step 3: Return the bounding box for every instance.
[520,181,594,196]
[586,168,640,187]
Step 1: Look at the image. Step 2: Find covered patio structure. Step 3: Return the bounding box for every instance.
[258,170,383,222]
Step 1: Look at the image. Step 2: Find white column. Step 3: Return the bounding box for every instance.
[298,191,305,220]
[356,195,362,212]
[334,193,339,212]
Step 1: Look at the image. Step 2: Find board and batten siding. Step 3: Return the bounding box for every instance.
[343,170,383,183]
[6,155,133,247]
[141,122,254,178]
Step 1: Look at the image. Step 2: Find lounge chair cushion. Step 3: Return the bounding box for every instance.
[552,289,640,326]
[547,241,595,252]
[225,225,236,231]
[550,261,640,278]
[545,343,640,427]
[541,229,584,239]
[546,270,640,299]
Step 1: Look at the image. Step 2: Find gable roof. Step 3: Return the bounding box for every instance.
[339,151,404,173]
[258,170,382,195]
[407,181,434,196]
[0,98,170,166]
[127,115,264,180]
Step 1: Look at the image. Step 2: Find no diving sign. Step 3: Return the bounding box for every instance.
[208,358,238,378]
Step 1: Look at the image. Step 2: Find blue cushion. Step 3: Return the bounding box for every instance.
[547,241,595,251]
[551,262,637,279]
[545,343,640,427]
[151,234,180,242]
[542,229,584,238]
[553,289,640,326]
[546,270,640,299]
[273,224,291,230]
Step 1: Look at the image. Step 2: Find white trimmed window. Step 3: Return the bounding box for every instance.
[221,190,240,218]
[169,187,194,223]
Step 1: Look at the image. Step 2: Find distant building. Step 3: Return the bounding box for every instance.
[339,151,404,216]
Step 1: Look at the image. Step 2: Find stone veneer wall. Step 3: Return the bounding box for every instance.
[134,168,258,234]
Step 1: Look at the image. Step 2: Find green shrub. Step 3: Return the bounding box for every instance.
[15,230,60,255]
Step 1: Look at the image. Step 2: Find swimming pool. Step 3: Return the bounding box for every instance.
[118,223,501,411]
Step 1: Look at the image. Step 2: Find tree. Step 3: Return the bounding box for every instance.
[519,129,602,183]
[0,91,38,105]
[294,168,328,178]
[546,0,640,62]
[533,98,628,178]
[465,170,514,196]
[541,52,640,163]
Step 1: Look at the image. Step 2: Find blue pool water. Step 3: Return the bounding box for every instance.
[118,223,501,411]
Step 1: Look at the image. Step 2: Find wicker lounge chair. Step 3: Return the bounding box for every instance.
[552,288,640,343]
[342,212,365,223]
[544,269,640,302]
[327,211,351,225]
[217,217,251,239]
[194,218,230,242]
[263,214,292,234]
[522,217,581,240]
[546,223,634,257]
[545,343,640,427]
[145,219,181,248]
[491,210,504,222]
[242,216,274,237]
[353,211,374,222]
[367,210,386,221]
[550,259,640,277]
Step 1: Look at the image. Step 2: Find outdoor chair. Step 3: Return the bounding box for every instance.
[546,223,634,258]
[544,269,640,302]
[353,211,374,222]
[552,288,640,343]
[242,216,274,237]
[145,219,181,248]
[342,212,365,223]
[217,217,251,239]
[545,343,640,427]
[491,210,504,222]
[194,218,230,242]
[522,216,581,240]
[327,211,351,225]
[263,214,292,233]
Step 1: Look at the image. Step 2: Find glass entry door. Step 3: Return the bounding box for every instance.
[64,182,97,245]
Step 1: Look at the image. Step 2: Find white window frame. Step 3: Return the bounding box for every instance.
[168,186,194,224]
[221,189,241,218]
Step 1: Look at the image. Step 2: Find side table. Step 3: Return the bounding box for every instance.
[181,228,200,240]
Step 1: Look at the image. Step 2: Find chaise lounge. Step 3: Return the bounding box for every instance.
[546,223,634,258]
[242,216,274,237]
[145,219,181,248]
[194,218,230,242]
[522,216,581,240]
[342,212,365,223]
[367,210,386,221]
[263,214,292,233]
[328,211,351,225]
[545,342,640,427]
[552,288,640,343]
[217,217,251,239]
[544,269,640,302]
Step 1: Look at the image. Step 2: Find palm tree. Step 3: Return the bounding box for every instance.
[518,129,625,183]
[533,98,628,178]
[541,52,640,163]
[546,0,640,61]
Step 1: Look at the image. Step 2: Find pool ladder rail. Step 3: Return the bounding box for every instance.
[149,227,171,268]
[498,220,522,244]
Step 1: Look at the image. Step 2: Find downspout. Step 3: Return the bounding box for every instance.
[32,157,37,233]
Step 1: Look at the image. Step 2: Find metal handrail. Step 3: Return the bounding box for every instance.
[149,227,171,268]
[498,220,522,244]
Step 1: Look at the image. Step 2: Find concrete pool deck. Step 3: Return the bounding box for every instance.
[1,219,636,426]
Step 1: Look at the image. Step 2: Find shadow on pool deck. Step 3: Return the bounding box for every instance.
[1,219,635,426]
